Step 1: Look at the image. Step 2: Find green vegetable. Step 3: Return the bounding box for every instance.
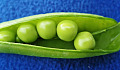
[74,32,95,50]
[0,30,16,42]
[57,20,78,41]
[16,36,23,43]
[0,12,119,58]
[37,20,56,39]
[17,24,38,43]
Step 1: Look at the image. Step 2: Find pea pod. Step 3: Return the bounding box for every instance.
[0,12,119,59]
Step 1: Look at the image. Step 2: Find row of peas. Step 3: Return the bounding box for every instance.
[0,20,95,50]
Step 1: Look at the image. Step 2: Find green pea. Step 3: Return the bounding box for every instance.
[0,30,16,42]
[37,20,56,39]
[17,24,38,43]
[74,31,95,50]
[57,20,78,41]
[16,36,23,43]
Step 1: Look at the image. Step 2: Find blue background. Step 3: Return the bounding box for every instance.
[0,0,120,70]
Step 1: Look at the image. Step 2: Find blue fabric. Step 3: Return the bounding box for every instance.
[0,0,120,70]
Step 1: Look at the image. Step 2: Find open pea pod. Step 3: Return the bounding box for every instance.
[0,12,119,59]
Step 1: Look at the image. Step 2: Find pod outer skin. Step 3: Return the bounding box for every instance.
[0,12,117,33]
[0,13,119,58]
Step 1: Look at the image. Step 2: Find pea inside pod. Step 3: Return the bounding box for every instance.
[74,31,95,50]
[57,20,78,41]
[16,36,23,43]
[17,24,38,43]
[37,20,56,39]
[0,30,16,42]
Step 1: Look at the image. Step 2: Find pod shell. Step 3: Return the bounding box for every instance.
[0,13,119,58]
